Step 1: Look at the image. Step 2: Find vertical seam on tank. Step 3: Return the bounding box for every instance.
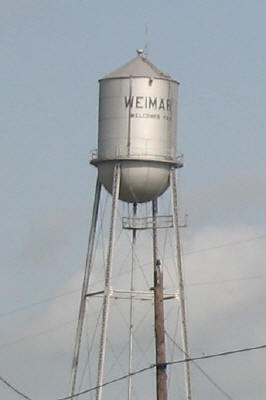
[175,82,178,160]
[167,80,171,157]
[127,76,132,156]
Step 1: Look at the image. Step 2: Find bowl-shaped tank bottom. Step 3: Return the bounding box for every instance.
[97,161,170,203]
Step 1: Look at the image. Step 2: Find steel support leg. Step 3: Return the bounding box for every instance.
[96,163,121,400]
[170,168,192,400]
[69,177,102,399]
[128,203,137,400]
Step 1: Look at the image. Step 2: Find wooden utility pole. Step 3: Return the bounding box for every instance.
[152,200,168,400]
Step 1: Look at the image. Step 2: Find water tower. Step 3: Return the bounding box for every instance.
[69,50,191,400]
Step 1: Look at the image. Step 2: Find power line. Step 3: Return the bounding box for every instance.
[165,331,233,400]
[0,289,80,319]
[0,376,33,400]
[0,318,76,349]
[1,343,266,399]
[183,234,266,257]
[2,233,266,320]
[187,274,265,287]
[56,343,266,400]
[168,343,266,365]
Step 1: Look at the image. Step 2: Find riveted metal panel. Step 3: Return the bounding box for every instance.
[98,161,170,203]
[98,76,178,162]
[94,54,180,203]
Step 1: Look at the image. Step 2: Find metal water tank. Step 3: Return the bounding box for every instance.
[91,50,181,203]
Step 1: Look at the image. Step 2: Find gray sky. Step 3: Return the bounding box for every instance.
[1,1,266,399]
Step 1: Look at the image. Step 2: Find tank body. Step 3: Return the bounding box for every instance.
[92,53,180,203]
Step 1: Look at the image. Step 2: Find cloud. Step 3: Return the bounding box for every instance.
[181,225,266,398]
[22,208,83,267]
[183,168,266,227]
[26,271,82,355]
[2,220,264,399]
[17,222,265,399]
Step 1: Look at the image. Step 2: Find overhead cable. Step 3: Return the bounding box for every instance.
[165,331,233,400]
[184,234,266,256]
[1,343,265,400]
[56,343,266,400]
[3,233,266,320]
[0,375,33,400]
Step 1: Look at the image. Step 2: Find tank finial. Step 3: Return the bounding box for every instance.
[136,48,144,57]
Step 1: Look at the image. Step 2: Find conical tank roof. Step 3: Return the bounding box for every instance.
[100,50,177,82]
